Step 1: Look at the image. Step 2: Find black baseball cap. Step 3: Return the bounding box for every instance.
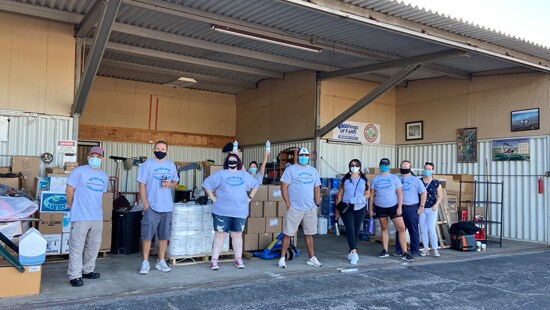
[379,158,390,166]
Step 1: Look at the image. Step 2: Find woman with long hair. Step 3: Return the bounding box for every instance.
[335,159,370,265]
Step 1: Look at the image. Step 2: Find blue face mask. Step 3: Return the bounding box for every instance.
[380,165,390,173]
[88,157,102,169]
[249,167,257,174]
[298,156,309,165]
[423,170,433,177]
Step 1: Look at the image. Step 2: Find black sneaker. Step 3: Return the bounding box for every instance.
[70,278,83,287]
[378,250,389,258]
[401,253,414,262]
[82,272,101,279]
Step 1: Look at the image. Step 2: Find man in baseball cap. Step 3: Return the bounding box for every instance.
[66,146,108,287]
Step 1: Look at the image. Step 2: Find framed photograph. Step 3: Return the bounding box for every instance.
[491,138,530,161]
[456,127,478,163]
[405,121,423,141]
[511,108,540,132]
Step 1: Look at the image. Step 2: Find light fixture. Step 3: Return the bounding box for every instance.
[164,77,197,88]
[211,25,322,53]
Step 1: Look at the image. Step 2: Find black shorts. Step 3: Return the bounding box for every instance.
[375,204,401,219]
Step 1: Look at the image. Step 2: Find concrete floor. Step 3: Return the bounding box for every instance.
[0,234,547,308]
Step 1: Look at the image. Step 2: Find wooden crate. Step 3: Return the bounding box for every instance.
[167,251,234,266]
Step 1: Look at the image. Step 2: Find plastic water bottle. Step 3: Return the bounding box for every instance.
[265,140,271,154]
[233,140,238,152]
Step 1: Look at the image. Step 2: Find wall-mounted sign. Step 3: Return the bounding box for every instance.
[332,121,380,144]
[57,140,77,154]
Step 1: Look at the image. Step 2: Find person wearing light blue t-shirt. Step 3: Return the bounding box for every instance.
[203,153,258,270]
[248,151,269,185]
[368,158,413,262]
[137,141,179,275]
[278,148,322,269]
[394,160,427,257]
[66,146,108,287]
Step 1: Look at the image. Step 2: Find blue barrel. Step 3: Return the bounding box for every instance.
[320,178,330,189]
[330,178,341,190]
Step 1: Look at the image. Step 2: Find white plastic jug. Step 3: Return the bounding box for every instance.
[18,227,47,265]
[317,216,328,235]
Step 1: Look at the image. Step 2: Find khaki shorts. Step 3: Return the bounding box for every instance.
[283,207,317,236]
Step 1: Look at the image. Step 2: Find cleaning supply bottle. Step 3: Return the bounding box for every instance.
[233,140,238,152]
[266,140,271,154]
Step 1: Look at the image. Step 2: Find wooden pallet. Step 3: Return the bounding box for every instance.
[167,251,234,266]
[45,250,109,263]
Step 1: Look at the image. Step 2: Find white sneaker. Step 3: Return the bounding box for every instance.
[347,252,353,261]
[155,260,171,272]
[350,253,359,265]
[139,260,150,274]
[420,249,429,257]
[433,250,441,257]
[307,256,322,267]
[278,257,286,268]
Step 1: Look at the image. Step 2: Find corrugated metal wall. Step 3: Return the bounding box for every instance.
[100,141,225,194]
[398,136,549,243]
[0,112,73,173]
[318,141,396,177]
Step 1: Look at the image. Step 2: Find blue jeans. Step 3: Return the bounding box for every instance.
[212,213,246,232]
[395,204,420,255]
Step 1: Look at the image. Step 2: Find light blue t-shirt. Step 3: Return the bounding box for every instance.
[67,165,108,222]
[371,173,402,208]
[137,158,179,212]
[252,173,263,185]
[202,170,259,218]
[341,177,368,206]
[400,175,426,205]
[280,164,321,211]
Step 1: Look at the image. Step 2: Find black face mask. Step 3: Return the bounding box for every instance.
[228,160,238,168]
[154,151,167,160]
[400,168,411,175]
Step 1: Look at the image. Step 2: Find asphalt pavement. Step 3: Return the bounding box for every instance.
[18,249,550,310]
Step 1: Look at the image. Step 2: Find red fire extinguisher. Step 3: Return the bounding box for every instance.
[539,177,544,194]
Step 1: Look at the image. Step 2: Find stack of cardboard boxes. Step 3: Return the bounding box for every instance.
[242,185,289,251]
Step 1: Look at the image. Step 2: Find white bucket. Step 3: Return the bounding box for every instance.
[318,216,328,235]
[19,228,47,265]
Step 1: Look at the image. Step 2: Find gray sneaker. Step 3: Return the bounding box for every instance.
[350,253,359,265]
[139,260,150,274]
[155,259,171,272]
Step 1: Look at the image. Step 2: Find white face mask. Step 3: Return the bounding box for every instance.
[350,167,360,174]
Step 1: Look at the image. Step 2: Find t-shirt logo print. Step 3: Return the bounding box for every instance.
[153,167,171,180]
[376,178,393,189]
[297,172,314,184]
[87,177,106,192]
[225,176,244,187]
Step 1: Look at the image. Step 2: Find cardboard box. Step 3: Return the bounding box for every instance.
[252,185,268,201]
[40,192,69,212]
[61,233,70,254]
[0,166,10,173]
[268,185,284,202]
[0,177,21,189]
[33,177,50,199]
[265,217,282,233]
[48,176,68,193]
[277,202,287,217]
[203,165,223,179]
[102,192,113,221]
[39,213,64,234]
[258,233,273,249]
[44,234,62,255]
[101,222,112,250]
[11,156,40,192]
[243,233,259,251]
[0,265,42,298]
[245,218,266,234]
[64,162,78,169]
[263,201,277,217]
[45,167,65,174]
[249,201,263,218]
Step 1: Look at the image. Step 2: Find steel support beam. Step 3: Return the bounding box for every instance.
[72,0,121,115]
[318,50,467,80]
[317,64,423,137]
[90,41,284,79]
[100,59,257,88]
[75,0,105,37]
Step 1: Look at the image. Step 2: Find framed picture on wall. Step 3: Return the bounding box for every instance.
[511,108,540,132]
[405,121,423,141]
[456,127,478,163]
